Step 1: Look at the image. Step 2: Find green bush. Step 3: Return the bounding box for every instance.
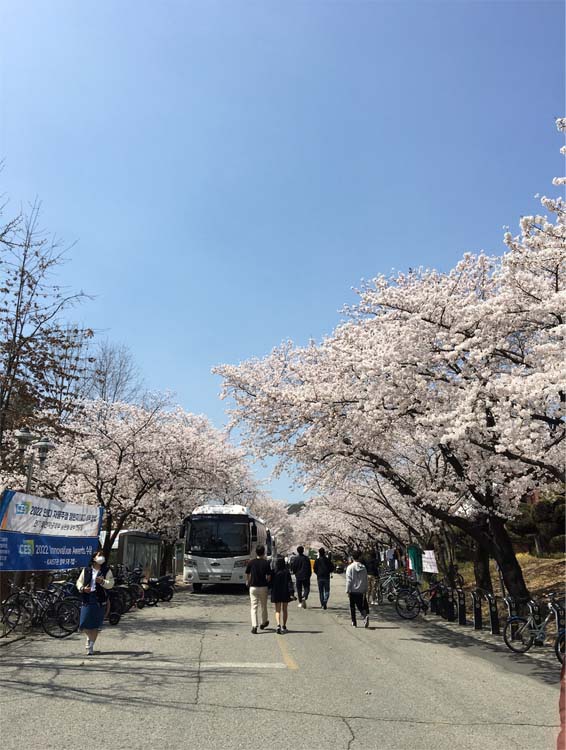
[532,500,555,523]
[548,535,566,554]
[553,500,565,528]
[508,503,536,536]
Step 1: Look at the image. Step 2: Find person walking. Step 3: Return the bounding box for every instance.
[76,551,114,656]
[314,547,334,609]
[245,544,272,634]
[346,551,370,628]
[365,550,379,605]
[271,557,294,634]
[291,545,312,608]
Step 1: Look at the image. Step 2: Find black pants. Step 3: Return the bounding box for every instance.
[349,592,368,624]
[296,579,310,602]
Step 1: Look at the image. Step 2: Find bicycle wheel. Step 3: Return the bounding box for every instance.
[395,589,421,619]
[144,587,159,607]
[0,596,21,636]
[16,592,36,628]
[159,586,174,602]
[57,600,80,634]
[503,618,534,654]
[555,631,565,664]
[42,603,77,639]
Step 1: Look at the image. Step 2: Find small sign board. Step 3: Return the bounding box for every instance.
[422,550,439,574]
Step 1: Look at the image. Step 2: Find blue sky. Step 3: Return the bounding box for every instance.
[0,1,564,502]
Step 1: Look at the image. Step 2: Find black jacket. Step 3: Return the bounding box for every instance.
[365,557,379,576]
[291,553,312,580]
[80,564,110,605]
[314,555,334,578]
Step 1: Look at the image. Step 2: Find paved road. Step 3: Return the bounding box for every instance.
[0,582,561,750]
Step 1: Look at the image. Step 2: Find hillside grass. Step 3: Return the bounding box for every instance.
[457,553,565,599]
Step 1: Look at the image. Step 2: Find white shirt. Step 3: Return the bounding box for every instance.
[90,568,98,591]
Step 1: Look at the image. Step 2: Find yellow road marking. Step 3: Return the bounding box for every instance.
[276,636,299,671]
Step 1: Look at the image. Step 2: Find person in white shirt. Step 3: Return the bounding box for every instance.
[76,552,114,655]
[345,551,369,628]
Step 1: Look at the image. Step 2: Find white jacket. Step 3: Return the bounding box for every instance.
[345,561,368,594]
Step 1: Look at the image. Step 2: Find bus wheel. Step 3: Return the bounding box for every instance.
[192,583,203,593]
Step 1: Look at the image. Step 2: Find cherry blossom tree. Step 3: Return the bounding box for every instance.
[248,495,295,553]
[215,122,566,599]
[6,398,264,557]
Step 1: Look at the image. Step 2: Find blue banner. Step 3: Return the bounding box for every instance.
[0,531,99,571]
[0,489,103,571]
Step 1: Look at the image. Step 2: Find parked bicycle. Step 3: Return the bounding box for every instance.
[394,578,449,619]
[1,576,79,638]
[376,569,415,604]
[503,593,565,663]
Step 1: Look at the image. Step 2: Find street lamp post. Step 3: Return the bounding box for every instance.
[14,428,55,494]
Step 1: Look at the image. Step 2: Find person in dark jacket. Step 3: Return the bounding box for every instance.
[76,551,114,655]
[313,547,334,609]
[271,557,294,634]
[291,545,312,608]
[365,550,379,605]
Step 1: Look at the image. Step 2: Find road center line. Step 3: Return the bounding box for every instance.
[276,637,299,671]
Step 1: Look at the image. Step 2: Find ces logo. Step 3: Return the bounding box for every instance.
[18,539,34,556]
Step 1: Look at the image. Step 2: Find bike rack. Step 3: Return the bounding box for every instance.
[444,588,456,622]
[471,590,483,630]
[471,589,499,634]
[483,592,500,635]
[503,596,517,619]
[549,599,565,632]
[456,588,467,626]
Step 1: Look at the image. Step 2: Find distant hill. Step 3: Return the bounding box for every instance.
[287,502,305,516]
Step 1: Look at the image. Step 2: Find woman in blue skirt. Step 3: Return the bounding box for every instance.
[76,551,114,655]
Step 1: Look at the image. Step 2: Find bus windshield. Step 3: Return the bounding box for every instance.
[187,516,250,558]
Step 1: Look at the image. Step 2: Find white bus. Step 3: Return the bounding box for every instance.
[180,504,274,591]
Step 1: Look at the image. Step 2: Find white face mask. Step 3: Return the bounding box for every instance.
[94,556,105,565]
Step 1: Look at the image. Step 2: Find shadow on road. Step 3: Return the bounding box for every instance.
[374,604,561,686]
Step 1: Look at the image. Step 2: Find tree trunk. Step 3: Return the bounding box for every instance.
[434,535,450,579]
[160,542,173,575]
[427,512,528,599]
[473,540,493,592]
[101,511,113,558]
[488,517,530,600]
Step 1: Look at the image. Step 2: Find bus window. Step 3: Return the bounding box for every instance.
[187,516,250,558]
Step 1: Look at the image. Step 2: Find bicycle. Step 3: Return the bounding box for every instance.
[394,578,448,619]
[503,593,565,663]
[2,578,80,638]
[0,594,21,637]
[376,570,415,604]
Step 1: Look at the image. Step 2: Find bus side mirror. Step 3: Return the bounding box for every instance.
[179,523,186,540]
[251,523,258,542]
